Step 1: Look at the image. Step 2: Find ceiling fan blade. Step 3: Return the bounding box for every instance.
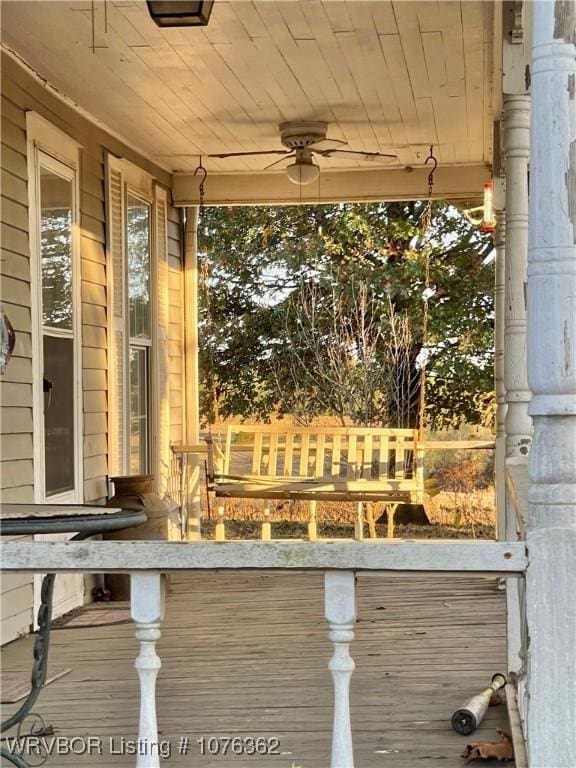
[308,137,348,151]
[318,149,397,162]
[207,150,290,159]
[264,153,296,170]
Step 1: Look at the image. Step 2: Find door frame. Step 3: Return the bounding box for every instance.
[27,113,83,505]
[26,113,85,621]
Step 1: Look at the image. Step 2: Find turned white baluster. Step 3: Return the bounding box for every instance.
[325,571,356,768]
[131,574,166,768]
[526,3,576,766]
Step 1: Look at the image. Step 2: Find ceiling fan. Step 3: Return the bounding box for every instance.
[208,122,397,185]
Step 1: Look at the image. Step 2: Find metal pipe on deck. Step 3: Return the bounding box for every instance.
[451,673,507,735]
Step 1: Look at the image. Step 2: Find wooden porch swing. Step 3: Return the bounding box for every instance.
[194,150,440,543]
[205,424,424,541]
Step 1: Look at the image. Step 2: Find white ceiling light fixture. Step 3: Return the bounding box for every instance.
[286,151,320,185]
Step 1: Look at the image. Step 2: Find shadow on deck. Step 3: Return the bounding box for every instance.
[1,572,514,767]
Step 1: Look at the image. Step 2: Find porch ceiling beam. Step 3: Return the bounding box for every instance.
[0,540,526,574]
[172,164,491,207]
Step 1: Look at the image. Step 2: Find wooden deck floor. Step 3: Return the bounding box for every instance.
[1,572,514,767]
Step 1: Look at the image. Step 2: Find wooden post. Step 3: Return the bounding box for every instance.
[526,3,576,766]
[183,207,202,540]
[494,180,507,540]
[501,7,534,686]
[503,93,532,464]
[496,182,524,675]
[130,574,165,768]
[325,571,356,768]
[503,92,531,677]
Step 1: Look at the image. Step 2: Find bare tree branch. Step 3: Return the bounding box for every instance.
[275,274,420,427]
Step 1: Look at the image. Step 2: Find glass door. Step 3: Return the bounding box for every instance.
[36,155,81,502]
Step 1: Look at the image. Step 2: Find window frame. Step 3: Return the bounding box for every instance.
[27,113,83,504]
[125,186,156,476]
[106,154,169,490]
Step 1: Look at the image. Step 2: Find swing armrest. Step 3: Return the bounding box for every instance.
[204,434,225,483]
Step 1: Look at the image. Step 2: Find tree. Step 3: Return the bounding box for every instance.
[197,201,494,430]
[278,276,418,427]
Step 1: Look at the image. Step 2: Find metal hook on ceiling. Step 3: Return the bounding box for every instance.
[193,157,208,210]
[424,145,438,197]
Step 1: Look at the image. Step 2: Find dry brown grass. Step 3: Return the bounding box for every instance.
[199,492,496,540]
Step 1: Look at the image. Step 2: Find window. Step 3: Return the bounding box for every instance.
[126,194,152,474]
[106,156,170,490]
[27,113,82,504]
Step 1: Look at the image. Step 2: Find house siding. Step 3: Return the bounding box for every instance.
[167,208,185,446]
[0,52,184,644]
[0,75,35,643]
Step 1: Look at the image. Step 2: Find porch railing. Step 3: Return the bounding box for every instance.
[0,538,526,768]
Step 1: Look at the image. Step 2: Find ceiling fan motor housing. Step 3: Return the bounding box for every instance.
[279,121,328,149]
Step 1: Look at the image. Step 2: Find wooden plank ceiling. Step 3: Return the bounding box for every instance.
[1,0,498,176]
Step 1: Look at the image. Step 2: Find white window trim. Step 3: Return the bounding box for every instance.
[107,156,165,484]
[26,112,84,504]
[126,184,157,476]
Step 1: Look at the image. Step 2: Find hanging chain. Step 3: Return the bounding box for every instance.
[418,145,437,438]
[193,158,219,425]
[420,145,437,234]
[194,156,207,216]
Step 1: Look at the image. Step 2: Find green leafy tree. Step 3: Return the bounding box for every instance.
[197,202,494,430]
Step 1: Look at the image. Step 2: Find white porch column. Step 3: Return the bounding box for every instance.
[503,94,532,466]
[325,571,356,768]
[526,3,576,767]
[184,207,202,540]
[494,180,507,540]
[131,574,166,768]
[496,179,525,675]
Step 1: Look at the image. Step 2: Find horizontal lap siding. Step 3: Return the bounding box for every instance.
[0,53,181,643]
[0,544,34,642]
[168,207,184,446]
[0,78,37,643]
[0,89,34,518]
[0,60,111,509]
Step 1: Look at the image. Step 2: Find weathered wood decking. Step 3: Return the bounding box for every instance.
[1,573,514,767]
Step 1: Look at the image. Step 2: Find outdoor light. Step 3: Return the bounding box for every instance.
[480,181,496,233]
[146,1,214,28]
[286,160,320,186]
